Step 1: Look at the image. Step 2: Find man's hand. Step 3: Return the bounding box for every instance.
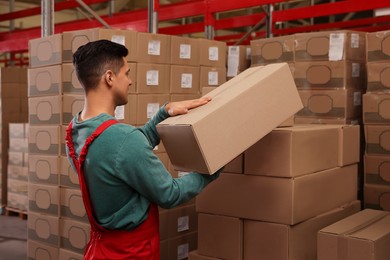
[165,96,212,116]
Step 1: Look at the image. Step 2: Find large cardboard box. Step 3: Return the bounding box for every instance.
[28,155,60,185]
[227,45,251,77]
[28,125,60,155]
[198,214,243,260]
[29,95,62,125]
[196,165,358,225]
[250,35,294,65]
[60,187,87,222]
[294,61,365,89]
[364,125,390,155]
[170,65,200,94]
[59,155,79,188]
[244,200,360,260]
[29,34,62,68]
[62,94,84,125]
[136,63,170,94]
[62,63,83,94]
[28,65,62,97]
[199,66,227,87]
[317,209,390,260]
[28,240,59,260]
[28,183,59,216]
[170,94,201,103]
[363,92,390,124]
[294,30,366,62]
[198,38,227,67]
[364,184,390,211]
[157,63,303,174]
[62,28,138,62]
[28,212,59,246]
[136,94,170,125]
[170,36,200,66]
[136,32,171,64]
[189,251,219,260]
[59,218,90,255]
[366,30,390,63]
[224,154,244,174]
[245,124,360,177]
[160,232,198,260]
[364,155,390,186]
[366,62,390,92]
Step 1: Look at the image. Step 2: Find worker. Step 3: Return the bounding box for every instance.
[65,39,221,259]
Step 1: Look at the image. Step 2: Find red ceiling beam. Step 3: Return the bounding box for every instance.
[207,0,285,13]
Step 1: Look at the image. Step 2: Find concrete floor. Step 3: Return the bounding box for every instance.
[0,212,27,260]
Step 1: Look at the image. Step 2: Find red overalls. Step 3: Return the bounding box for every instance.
[66,119,160,260]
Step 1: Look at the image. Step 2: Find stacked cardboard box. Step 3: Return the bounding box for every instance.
[191,124,361,260]
[7,123,29,212]
[363,30,390,212]
[0,67,28,207]
[226,45,251,80]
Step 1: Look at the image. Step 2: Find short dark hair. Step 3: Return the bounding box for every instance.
[72,39,129,91]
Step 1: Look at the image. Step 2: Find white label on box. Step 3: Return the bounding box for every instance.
[352,63,360,78]
[351,33,359,48]
[354,92,362,106]
[111,35,125,46]
[181,73,193,88]
[114,105,125,120]
[147,103,160,119]
[227,46,239,77]
[180,44,191,59]
[177,216,189,232]
[329,33,345,61]
[178,171,190,177]
[209,47,219,61]
[148,40,161,56]
[177,243,189,260]
[146,70,159,86]
[208,71,218,85]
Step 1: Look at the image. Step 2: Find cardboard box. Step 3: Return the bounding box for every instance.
[62,94,84,125]
[364,125,390,155]
[198,214,243,260]
[60,156,79,188]
[157,63,303,174]
[251,35,294,65]
[136,63,170,94]
[364,155,390,186]
[363,92,390,124]
[198,38,227,67]
[59,218,90,254]
[28,65,62,97]
[0,67,27,83]
[29,34,62,68]
[364,184,390,211]
[294,117,361,125]
[170,94,201,102]
[224,154,244,174]
[201,86,218,96]
[8,165,28,182]
[8,151,24,166]
[366,62,390,92]
[297,89,362,120]
[7,178,27,194]
[60,187,87,222]
[199,66,227,87]
[62,28,138,62]
[170,65,200,94]
[59,249,83,260]
[160,232,198,260]
[29,95,62,125]
[294,30,366,62]
[28,212,59,246]
[136,32,171,64]
[28,155,60,185]
[7,192,28,211]
[189,251,219,260]
[128,62,137,94]
[136,94,170,125]
[9,123,28,138]
[9,137,28,153]
[116,94,136,125]
[28,125,60,155]
[170,36,200,66]
[366,30,390,63]
[245,124,360,177]
[294,61,365,89]
[244,200,360,260]
[227,45,251,77]
[28,183,59,216]
[62,63,83,94]
[317,209,390,260]
[196,165,358,225]
[28,240,59,260]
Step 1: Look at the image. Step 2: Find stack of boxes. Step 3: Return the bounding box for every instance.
[7,123,29,212]
[26,28,227,259]
[363,30,390,211]
[0,67,28,208]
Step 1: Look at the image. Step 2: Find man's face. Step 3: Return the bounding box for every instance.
[113,57,132,106]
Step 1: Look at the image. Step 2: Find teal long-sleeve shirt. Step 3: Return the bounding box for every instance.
[66,106,219,231]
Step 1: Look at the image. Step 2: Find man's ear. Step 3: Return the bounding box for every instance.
[105,70,114,86]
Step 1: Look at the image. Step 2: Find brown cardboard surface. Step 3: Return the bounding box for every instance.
[364,125,390,155]
[170,94,201,102]
[199,66,227,87]
[198,213,243,260]
[0,67,27,83]
[294,61,366,89]
[28,65,62,97]
[28,125,60,155]
[198,38,227,67]
[28,240,59,259]
[364,184,390,211]
[364,155,390,186]
[157,63,303,174]
[189,250,220,260]
[366,30,390,62]
[136,63,170,94]
[160,232,198,260]
[338,124,360,166]
[294,116,361,125]
[60,187,87,222]
[170,36,200,66]
[28,212,60,247]
[363,92,390,124]
[201,86,218,96]
[59,249,83,260]
[294,30,366,62]
[59,155,79,188]
[136,32,170,64]
[62,94,84,125]
[62,63,83,94]
[196,165,358,225]
[136,94,169,125]
[317,209,390,260]
[28,155,59,185]
[59,218,90,254]
[28,183,59,216]
[227,45,251,77]
[366,62,390,92]
[224,154,244,174]
[62,28,138,62]
[250,35,294,65]
[170,65,200,94]
[244,200,360,260]
[29,95,62,125]
[29,34,62,68]
[128,62,137,93]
